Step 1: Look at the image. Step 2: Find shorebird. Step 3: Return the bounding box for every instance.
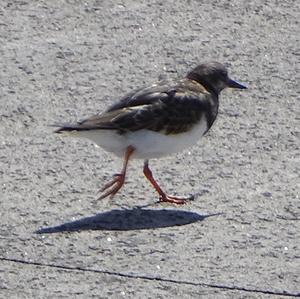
[55,62,247,204]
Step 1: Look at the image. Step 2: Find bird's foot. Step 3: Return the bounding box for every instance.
[98,173,125,200]
[158,194,194,205]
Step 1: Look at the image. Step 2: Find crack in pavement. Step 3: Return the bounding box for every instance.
[1,257,299,297]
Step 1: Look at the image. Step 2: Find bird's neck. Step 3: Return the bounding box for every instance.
[186,73,219,96]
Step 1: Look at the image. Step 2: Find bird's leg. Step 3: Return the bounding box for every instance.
[98,146,135,200]
[143,160,191,205]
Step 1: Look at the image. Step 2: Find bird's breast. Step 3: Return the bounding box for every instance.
[74,117,209,159]
[127,117,209,159]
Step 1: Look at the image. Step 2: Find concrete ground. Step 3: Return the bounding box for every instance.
[0,0,299,298]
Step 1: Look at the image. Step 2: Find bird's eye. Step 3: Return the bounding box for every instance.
[220,71,227,78]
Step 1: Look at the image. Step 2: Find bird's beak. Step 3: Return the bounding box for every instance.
[227,78,247,89]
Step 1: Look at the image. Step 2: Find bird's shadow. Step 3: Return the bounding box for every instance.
[36,207,222,234]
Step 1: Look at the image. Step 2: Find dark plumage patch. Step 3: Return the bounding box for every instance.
[55,78,219,136]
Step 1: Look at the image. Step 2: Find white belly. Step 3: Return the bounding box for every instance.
[74,119,208,159]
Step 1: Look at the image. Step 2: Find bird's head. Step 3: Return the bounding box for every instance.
[186,62,247,94]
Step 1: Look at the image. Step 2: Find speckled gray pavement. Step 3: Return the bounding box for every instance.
[1,1,299,298]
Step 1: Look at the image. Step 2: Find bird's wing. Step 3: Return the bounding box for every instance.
[55,81,213,135]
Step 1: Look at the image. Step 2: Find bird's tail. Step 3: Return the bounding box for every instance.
[51,123,81,134]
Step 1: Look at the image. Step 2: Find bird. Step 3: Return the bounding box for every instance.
[54,62,247,204]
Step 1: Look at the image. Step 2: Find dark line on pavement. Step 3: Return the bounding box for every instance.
[1,257,299,297]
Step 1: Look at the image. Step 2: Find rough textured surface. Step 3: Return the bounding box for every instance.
[0,0,299,298]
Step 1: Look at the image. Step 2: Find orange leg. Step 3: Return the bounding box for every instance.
[143,160,193,204]
[98,146,135,200]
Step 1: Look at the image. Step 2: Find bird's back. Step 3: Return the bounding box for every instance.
[55,78,219,137]
[101,78,219,135]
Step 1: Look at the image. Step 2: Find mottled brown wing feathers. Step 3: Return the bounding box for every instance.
[55,79,215,135]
